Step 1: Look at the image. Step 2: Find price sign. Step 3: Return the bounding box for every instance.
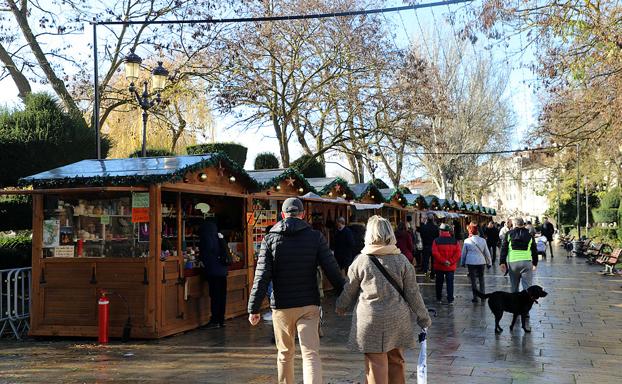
[132,192,150,223]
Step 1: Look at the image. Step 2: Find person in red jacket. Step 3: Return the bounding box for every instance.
[432,223,462,305]
[395,222,415,264]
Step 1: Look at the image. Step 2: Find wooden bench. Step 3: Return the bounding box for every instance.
[586,242,609,264]
[596,248,621,275]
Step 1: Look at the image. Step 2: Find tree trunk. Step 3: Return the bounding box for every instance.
[0,43,31,100]
[8,0,84,121]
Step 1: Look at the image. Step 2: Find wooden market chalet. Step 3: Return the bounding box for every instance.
[7,153,494,339]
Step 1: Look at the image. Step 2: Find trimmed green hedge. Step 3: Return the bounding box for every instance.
[0,93,109,187]
[128,148,174,158]
[186,143,248,167]
[600,187,621,209]
[254,152,280,170]
[0,233,31,269]
[592,208,618,224]
[290,154,325,178]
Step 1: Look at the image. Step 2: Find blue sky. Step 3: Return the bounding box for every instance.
[0,1,537,178]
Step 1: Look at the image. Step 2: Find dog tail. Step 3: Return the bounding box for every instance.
[475,290,491,299]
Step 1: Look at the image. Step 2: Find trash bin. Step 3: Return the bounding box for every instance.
[572,240,584,256]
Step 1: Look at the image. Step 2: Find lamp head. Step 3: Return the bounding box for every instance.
[151,61,169,92]
[124,49,143,83]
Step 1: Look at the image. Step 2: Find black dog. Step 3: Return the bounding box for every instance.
[476,285,548,334]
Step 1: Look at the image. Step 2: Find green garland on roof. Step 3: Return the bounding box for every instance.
[447,200,459,211]
[258,168,317,194]
[403,194,427,209]
[317,177,353,196]
[425,195,440,208]
[19,153,261,191]
[384,189,407,206]
[350,183,386,202]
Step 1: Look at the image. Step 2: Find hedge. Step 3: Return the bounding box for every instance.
[588,227,619,247]
[186,143,248,167]
[592,208,618,224]
[290,154,325,178]
[600,187,621,209]
[129,148,174,158]
[0,233,32,269]
[254,152,280,170]
[0,93,109,187]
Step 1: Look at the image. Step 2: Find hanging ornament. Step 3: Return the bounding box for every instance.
[334,184,341,192]
[286,177,296,187]
[217,161,225,177]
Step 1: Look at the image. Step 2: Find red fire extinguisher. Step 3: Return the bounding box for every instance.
[98,290,109,344]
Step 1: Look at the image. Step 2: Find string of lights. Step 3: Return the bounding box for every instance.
[406,144,567,156]
[91,0,474,26]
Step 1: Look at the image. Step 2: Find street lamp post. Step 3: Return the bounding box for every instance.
[123,49,169,157]
[367,147,381,181]
[576,143,581,238]
[584,176,589,236]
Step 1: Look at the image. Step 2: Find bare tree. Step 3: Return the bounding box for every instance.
[0,0,228,132]
[405,36,513,199]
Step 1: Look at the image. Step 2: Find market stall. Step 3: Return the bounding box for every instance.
[20,154,258,338]
[379,188,409,226]
[305,177,355,240]
[347,183,386,224]
[246,168,315,247]
[403,193,428,228]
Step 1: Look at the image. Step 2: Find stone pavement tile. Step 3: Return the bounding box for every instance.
[604,346,622,355]
[510,372,575,384]
[577,338,622,347]
[471,366,541,380]
[426,373,512,384]
[574,371,622,384]
[540,346,606,357]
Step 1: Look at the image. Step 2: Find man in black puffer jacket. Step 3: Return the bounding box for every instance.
[248,197,344,384]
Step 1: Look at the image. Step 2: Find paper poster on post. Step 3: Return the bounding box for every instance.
[42,219,60,248]
[132,192,150,223]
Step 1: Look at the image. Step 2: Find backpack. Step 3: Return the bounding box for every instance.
[536,237,547,253]
[217,234,233,266]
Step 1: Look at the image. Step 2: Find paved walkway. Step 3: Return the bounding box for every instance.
[1,246,622,383]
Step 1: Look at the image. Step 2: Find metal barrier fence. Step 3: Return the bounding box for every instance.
[0,267,31,339]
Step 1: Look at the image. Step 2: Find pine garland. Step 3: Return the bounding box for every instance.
[316,177,353,197]
[256,168,318,194]
[18,153,261,190]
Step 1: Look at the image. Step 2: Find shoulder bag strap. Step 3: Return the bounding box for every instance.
[367,255,407,302]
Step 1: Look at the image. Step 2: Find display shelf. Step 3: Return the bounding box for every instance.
[73,214,132,218]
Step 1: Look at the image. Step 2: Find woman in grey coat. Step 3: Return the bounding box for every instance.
[336,215,432,384]
[461,222,492,303]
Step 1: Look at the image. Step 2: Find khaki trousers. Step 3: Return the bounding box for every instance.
[364,348,406,384]
[272,305,322,384]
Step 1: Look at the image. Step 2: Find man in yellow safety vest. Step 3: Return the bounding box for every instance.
[500,217,538,293]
